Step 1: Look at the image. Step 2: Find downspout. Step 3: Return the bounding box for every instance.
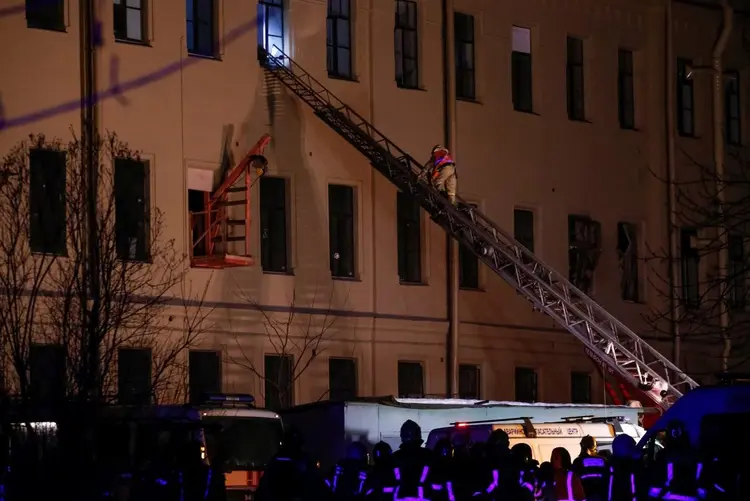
[80,0,100,398]
[368,0,378,396]
[713,0,733,372]
[665,0,681,366]
[442,0,459,397]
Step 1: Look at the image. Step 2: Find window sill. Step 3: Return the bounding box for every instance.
[460,286,483,292]
[399,280,428,286]
[332,275,361,282]
[397,84,427,92]
[513,108,538,116]
[27,24,67,33]
[568,117,591,124]
[457,97,482,105]
[677,132,699,139]
[328,74,358,83]
[188,52,222,62]
[31,251,68,259]
[116,37,151,48]
[619,125,639,132]
[263,269,294,276]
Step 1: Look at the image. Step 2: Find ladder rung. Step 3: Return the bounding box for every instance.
[213,236,246,242]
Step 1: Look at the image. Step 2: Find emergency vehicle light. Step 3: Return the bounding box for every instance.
[202,393,256,405]
[456,422,469,428]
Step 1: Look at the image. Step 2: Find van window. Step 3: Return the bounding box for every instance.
[700,413,750,454]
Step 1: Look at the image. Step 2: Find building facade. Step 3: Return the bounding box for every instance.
[0,0,748,408]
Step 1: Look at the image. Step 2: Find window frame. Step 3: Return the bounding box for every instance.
[396,191,422,284]
[186,0,216,58]
[114,0,147,43]
[511,26,533,113]
[676,58,695,137]
[680,228,700,309]
[617,222,640,302]
[328,184,357,279]
[566,36,585,121]
[397,361,424,398]
[728,234,745,309]
[328,357,358,401]
[258,0,285,57]
[725,71,741,145]
[264,354,294,411]
[117,347,153,406]
[114,158,151,262]
[458,364,481,399]
[513,208,535,253]
[618,48,635,130]
[514,367,538,403]
[259,176,289,274]
[25,0,65,32]
[327,0,353,79]
[454,12,476,101]
[29,148,67,256]
[570,371,592,404]
[188,350,222,404]
[394,0,419,89]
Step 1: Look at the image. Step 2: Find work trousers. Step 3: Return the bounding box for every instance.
[432,164,457,204]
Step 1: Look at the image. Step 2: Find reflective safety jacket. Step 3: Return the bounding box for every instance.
[648,457,706,501]
[607,459,642,501]
[549,469,586,501]
[574,455,609,501]
[326,460,369,499]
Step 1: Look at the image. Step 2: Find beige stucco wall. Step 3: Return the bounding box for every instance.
[1,0,748,406]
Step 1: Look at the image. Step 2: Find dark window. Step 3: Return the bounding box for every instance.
[571,372,591,404]
[566,36,585,121]
[186,0,215,57]
[677,58,695,136]
[513,208,534,253]
[189,351,221,404]
[458,364,480,399]
[188,189,207,258]
[680,228,700,309]
[397,192,422,283]
[327,0,352,78]
[725,71,741,145]
[397,361,424,397]
[26,0,65,31]
[454,12,475,100]
[729,235,745,309]
[265,354,293,411]
[258,0,284,56]
[329,184,356,278]
[259,177,289,273]
[328,358,357,401]
[114,0,146,42]
[29,149,67,255]
[394,0,418,89]
[617,222,639,302]
[117,348,152,405]
[511,26,532,112]
[618,48,635,129]
[114,158,150,261]
[568,215,600,294]
[515,367,538,403]
[29,344,65,402]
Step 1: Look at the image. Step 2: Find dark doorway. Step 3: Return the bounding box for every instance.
[189,189,208,257]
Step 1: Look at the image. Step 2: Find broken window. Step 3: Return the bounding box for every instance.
[617,222,639,302]
[568,215,601,294]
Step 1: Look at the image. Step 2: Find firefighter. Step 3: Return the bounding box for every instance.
[364,441,395,500]
[607,434,643,501]
[479,429,515,500]
[387,420,440,501]
[572,435,609,501]
[510,443,540,501]
[425,145,457,205]
[647,420,705,501]
[327,441,370,500]
[549,447,586,501]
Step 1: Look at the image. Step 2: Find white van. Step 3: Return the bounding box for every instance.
[427,417,645,463]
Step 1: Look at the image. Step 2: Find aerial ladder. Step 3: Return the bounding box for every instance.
[190,134,271,268]
[258,47,699,410]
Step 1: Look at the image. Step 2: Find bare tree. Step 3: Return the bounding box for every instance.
[0,131,213,407]
[226,285,345,409]
[645,144,750,376]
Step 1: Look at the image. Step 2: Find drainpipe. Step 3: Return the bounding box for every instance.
[665,0,681,366]
[713,0,733,372]
[442,0,459,397]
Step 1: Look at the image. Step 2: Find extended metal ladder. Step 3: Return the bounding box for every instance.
[259,46,699,409]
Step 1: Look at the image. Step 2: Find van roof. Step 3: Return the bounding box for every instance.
[198,407,282,420]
